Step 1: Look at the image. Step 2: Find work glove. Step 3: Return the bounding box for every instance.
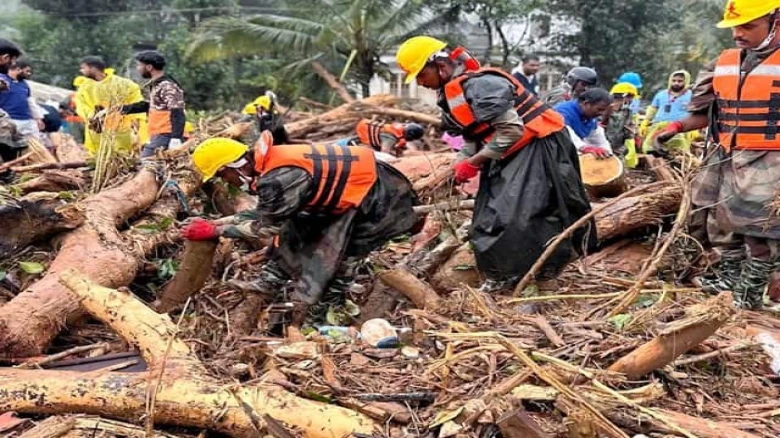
[168,138,183,150]
[654,121,683,145]
[639,119,650,138]
[180,218,220,241]
[453,160,480,183]
[581,146,612,159]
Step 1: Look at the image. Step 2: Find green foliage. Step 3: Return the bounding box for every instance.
[18,261,45,274]
[157,258,179,280]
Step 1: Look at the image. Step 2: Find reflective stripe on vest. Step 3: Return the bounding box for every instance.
[356,120,406,151]
[261,143,378,213]
[442,67,564,157]
[712,48,780,151]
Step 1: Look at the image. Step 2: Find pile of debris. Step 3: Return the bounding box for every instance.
[1,96,779,438]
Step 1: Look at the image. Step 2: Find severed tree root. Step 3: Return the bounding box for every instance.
[0,270,377,438]
[154,240,219,313]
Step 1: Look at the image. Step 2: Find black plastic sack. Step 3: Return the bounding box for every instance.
[471,130,596,281]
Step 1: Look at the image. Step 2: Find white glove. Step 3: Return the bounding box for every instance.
[168,138,183,149]
[93,108,108,119]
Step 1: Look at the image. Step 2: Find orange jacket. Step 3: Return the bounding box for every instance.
[256,143,378,214]
[443,67,564,157]
[356,119,406,151]
[713,48,780,152]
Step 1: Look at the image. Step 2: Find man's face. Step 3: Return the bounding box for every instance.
[415,63,444,89]
[670,75,685,92]
[79,63,100,80]
[523,60,541,75]
[136,61,153,79]
[15,66,32,80]
[732,15,774,49]
[581,101,610,119]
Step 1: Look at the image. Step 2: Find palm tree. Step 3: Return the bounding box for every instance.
[187,0,459,99]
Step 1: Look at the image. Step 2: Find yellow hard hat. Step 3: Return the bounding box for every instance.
[191,138,248,182]
[184,121,194,134]
[610,82,638,96]
[396,36,447,84]
[717,0,780,28]
[242,95,272,115]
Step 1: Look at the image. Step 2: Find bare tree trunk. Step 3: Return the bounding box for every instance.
[311,61,354,104]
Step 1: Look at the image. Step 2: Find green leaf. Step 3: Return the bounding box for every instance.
[344,299,361,316]
[452,264,475,271]
[304,391,332,404]
[157,217,173,230]
[608,314,633,331]
[0,270,6,282]
[58,191,77,201]
[19,261,45,274]
[135,223,162,234]
[157,258,179,280]
[634,294,658,309]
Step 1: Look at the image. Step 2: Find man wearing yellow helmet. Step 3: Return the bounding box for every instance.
[656,0,780,308]
[396,36,595,292]
[183,133,419,330]
[240,91,290,145]
[605,82,639,165]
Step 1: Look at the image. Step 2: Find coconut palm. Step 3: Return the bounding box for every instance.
[187,0,459,98]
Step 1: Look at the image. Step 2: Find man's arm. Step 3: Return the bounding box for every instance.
[121,101,150,114]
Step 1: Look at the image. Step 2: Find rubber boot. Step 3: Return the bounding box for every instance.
[227,260,290,299]
[732,259,780,310]
[694,249,744,294]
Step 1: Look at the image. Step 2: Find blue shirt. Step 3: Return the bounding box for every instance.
[554,100,597,139]
[0,74,32,120]
[650,89,692,123]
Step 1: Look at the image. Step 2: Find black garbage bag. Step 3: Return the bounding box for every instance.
[471,130,596,281]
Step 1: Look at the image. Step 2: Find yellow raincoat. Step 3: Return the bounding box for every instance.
[641,70,696,153]
[75,70,148,156]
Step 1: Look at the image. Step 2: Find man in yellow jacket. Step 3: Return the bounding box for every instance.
[74,56,147,156]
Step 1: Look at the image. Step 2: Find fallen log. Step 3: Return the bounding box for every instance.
[379,269,441,309]
[50,132,88,163]
[12,161,88,173]
[579,154,627,199]
[17,416,76,438]
[153,240,219,313]
[0,195,84,258]
[0,271,377,438]
[18,170,86,194]
[361,106,441,127]
[285,95,399,139]
[0,152,33,172]
[594,183,682,241]
[607,292,734,380]
[0,164,200,358]
[643,154,677,182]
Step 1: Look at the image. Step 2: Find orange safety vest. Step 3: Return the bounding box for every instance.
[443,67,564,157]
[256,143,378,214]
[356,120,406,151]
[712,48,780,152]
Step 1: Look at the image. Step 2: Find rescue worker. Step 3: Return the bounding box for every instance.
[542,66,598,106]
[605,82,640,166]
[656,0,780,308]
[0,39,23,175]
[1,59,42,143]
[511,54,541,96]
[396,36,594,291]
[617,71,644,114]
[340,119,425,156]
[241,91,290,145]
[120,51,185,158]
[75,56,147,156]
[640,70,694,154]
[555,88,614,159]
[182,133,419,328]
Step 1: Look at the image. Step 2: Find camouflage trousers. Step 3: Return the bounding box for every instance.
[691,146,780,258]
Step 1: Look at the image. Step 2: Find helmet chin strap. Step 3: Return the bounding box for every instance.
[755,10,779,51]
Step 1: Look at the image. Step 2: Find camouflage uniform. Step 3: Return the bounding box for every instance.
[222,162,419,323]
[605,107,633,158]
[0,108,25,164]
[688,45,780,308]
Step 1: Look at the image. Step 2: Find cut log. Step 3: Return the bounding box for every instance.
[0,152,33,172]
[608,292,734,379]
[17,416,76,438]
[0,271,377,438]
[50,132,88,163]
[379,269,441,309]
[579,154,627,199]
[595,183,681,241]
[0,165,200,358]
[0,196,84,258]
[285,95,399,139]
[154,240,219,313]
